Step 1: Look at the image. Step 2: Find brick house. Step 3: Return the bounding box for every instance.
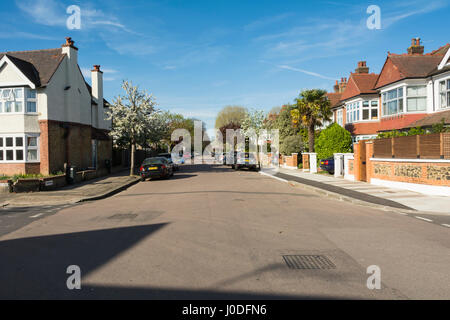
[0,37,112,176]
[330,38,450,140]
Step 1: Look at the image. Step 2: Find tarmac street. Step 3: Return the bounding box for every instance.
[0,164,449,299]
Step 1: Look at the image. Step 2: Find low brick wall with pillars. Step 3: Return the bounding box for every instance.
[302,154,310,171]
[369,160,450,186]
[351,139,450,196]
[281,153,298,169]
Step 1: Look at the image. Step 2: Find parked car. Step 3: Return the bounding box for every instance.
[232,152,260,171]
[139,157,174,181]
[319,157,334,174]
[158,153,180,171]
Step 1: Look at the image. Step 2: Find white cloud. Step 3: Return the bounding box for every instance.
[382,0,448,28]
[81,67,118,81]
[277,65,336,80]
[15,0,136,34]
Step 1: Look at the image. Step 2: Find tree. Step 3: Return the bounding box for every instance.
[280,135,305,155]
[291,89,332,152]
[315,123,352,160]
[241,109,266,165]
[107,80,160,176]
[215,106,247,130]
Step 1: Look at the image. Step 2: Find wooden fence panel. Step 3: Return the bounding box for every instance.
[393,136,417,159]
[420,133,441,159]
[373,139,392,158]
[443,133,450,159]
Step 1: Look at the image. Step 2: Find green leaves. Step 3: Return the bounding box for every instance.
[315,123,353,160]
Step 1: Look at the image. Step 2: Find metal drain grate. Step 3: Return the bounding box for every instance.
[282,255,336,270]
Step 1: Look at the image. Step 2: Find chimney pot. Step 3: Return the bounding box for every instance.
[92,65,101,72]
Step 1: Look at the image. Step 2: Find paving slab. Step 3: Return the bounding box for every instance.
[0,171,140,207]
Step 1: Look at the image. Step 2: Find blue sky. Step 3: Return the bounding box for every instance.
[2,0,450,134]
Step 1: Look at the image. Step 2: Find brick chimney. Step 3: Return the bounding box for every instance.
[355,61,369,74]
[338,77,347,93]
[408,38,424,55]
[61,37,78,63]
[91,65,103,128]
[333,80,340,93]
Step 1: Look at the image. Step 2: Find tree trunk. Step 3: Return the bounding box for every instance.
[308,123,315,152]
[130,142,136,176]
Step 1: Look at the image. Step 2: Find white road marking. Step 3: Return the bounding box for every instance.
[441,224,450,228]
[259,172,288,183]
[30,213,44,218]
[415,216,433,222]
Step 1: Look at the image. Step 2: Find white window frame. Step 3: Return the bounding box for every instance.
[345,101,360,124]
[361,99,379,121]
[0,87,38,115]
[439,79,450,109]
[337,109,343,126]
[382,87,404,116]
[0,134,40,163]
[406,85,427,112]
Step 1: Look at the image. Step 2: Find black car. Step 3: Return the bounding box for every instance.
[319,157,334,174]
[158,153,180,171]
[139,157,174,181]
[232,152,260,171]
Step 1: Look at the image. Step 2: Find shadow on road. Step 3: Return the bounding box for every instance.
[0,223,168,299]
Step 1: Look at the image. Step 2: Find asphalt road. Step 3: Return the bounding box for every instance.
[0,164,449,299]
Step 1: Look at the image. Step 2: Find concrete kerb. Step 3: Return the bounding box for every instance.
[260,171,419,215]
[77,177,140,203]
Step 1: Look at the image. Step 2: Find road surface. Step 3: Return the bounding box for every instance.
[0,164,449,299]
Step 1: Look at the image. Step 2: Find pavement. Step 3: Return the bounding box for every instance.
[266,167,450,215]
[0,170,140,207]
[0,164,449,299]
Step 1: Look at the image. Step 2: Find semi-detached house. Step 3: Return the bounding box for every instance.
[0,37,112,176]
[330,38,450,141]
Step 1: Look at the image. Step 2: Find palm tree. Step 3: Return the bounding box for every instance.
[291,89,332,152]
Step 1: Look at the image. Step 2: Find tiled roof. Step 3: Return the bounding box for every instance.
[327,92,342,108]
[406,109,450,128]
[340,73,379,101]
[375,44,450,89]
[0,48,66,87]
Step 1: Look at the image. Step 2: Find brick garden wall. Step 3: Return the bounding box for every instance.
[369,161,450,186]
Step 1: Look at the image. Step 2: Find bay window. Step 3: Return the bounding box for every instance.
[382,88,403,116]
[406,86,427,111]
[0,134,39,163]
[0,87,37,114]
[439,79,450,109]
[362,100,379,120]
[346,102,360,124]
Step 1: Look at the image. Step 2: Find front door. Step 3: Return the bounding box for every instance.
[359,141,367,182]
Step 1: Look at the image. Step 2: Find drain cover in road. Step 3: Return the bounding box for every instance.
[282,255,336,270]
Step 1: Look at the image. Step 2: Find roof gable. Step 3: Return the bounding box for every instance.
[0,55,38,88]
[341,73,378,101]
[438,46,450,71]
[0,48,66,87]
[374,57,404,89]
